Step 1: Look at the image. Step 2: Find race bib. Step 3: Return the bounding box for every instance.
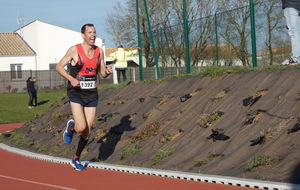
[79,76,96,89]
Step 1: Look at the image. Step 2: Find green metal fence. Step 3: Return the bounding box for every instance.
[137,0,289,80]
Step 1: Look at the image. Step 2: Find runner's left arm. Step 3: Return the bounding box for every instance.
[99,48,113,78]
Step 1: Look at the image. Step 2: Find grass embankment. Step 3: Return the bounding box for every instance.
[0,65,298,124]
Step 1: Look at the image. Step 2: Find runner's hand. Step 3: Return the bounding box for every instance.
[105,65,113,75]
[70,77,80,87]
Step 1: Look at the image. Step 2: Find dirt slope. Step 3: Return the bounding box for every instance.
[1,68,300,183]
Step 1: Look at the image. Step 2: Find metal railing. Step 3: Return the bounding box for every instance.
[138,0,288,78]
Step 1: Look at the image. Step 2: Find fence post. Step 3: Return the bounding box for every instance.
[49,70,52,89]
[143,0,160,78]
[183,0,191,74]
[215,13,219,66]
[136,0,144,81]
[250,0,257,67]
[160,27,165,78]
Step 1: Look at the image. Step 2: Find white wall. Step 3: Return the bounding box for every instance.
[16,20,105,71]
[0,55,36,71]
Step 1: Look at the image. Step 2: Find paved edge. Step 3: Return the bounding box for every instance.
[0,143,299,190]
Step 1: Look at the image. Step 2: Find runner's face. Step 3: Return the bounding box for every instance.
[83,26,96,45]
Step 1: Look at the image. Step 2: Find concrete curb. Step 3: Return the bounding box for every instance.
[1,143,299,190]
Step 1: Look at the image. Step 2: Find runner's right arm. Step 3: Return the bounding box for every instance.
[56,46,80,87]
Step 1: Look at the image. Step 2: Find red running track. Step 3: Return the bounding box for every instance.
[0,123,256,190]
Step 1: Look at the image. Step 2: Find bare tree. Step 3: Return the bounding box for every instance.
[255,0,286,65]
[105,0,286,68]
[106,0,224,67]
[217,1,252,66]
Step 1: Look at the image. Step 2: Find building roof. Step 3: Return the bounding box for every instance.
[15,19,104,40]
[257,46,291,57]
[0,33,35,56]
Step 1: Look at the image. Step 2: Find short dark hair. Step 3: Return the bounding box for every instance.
[81,24,94,34]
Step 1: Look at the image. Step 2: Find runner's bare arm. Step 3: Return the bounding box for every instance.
[56,46,80,87]
[99,48,113,78]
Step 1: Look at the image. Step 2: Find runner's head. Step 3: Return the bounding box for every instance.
[81,24,96,46]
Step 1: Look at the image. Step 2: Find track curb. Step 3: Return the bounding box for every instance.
[1,143,299,190]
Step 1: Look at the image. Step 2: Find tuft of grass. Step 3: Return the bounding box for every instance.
[95,128,105,139]
[16,135,32,148]
[143,109,154,120]
[246,110,260,120]
[120,143,141,160]
[245,154,280,171]
[198,111,224,128]
[194,153,224,167]
[130,122,162,143]
[200,66,228,78]
[212,88,231,101]
[107,113,119,122]
[253,89,268,99]
[37,144,48,153]
[52,112,68,125]
[49,144,62,156]
[3,128,22,142]
[118,160,128,165]
[61,145,76,157]
[159,129,184,143]
[32,140,42,147]
[95,113,119,123]
[150,146,174,165]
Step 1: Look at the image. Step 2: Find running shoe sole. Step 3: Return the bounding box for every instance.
[63,119,74,144]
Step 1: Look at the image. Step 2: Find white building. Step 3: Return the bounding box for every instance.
[0,19,105,72]
[0,19,108,93]
[0,33,36,79]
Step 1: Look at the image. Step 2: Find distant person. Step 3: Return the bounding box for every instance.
[26,77,35,109]
[56,23,113,171]
[32,77,38,106]
[109,45,139,83]
[282,0,300,65]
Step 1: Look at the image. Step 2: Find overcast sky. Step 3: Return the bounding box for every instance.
[0,0,123,48]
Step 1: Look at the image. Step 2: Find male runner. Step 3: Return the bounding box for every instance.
[56,23,113,170]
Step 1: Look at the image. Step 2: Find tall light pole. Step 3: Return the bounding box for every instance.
[136,0,144,81]
[183,0,191,74]
[143,0,160,78]
[250,0,257,67]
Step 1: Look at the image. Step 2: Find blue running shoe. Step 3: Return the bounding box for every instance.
[64,119,74,144]
[72,157,85,171]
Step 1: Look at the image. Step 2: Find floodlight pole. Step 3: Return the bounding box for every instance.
[143,0,160,78]
[215,13,219,66]
[250,0,257,67]
[136,0,144,81]
[183,0,191,74]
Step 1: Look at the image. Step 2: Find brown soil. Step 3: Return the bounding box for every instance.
[1,68,300,184]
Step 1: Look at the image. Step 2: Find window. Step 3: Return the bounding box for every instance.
[10,64,23,80]
[49,63,57,70]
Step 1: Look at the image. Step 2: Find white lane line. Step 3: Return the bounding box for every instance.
[0,174,77,190]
